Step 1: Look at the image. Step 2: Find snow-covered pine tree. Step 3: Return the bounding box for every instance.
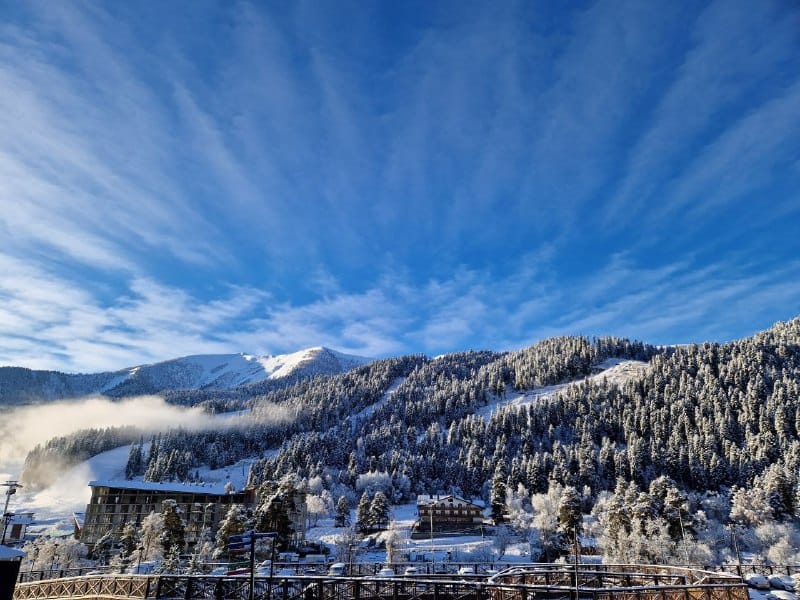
[140,511,165,562]
[335,496,350,527]
[214,504,249,558]
[160,500,186,555]
[356,491,372,532]
[491,463,507,524]
[557,485,582,545]
[369,491,390,531]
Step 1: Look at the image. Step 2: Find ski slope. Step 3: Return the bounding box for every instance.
[477,359,648,420]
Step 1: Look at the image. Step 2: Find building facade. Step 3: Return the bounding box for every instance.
[81,480,255,550]
[416,494,484,530]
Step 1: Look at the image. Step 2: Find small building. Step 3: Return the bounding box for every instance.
[416,494,484,531]
[3,512,34,544]
[81,480,256,551]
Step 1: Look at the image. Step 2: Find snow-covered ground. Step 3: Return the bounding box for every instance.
[306,503,531,566]
[102,347,370,393]
[477,359,648,420]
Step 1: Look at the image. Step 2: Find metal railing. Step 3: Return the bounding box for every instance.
[12,572,750,600]
[19,562,800,585]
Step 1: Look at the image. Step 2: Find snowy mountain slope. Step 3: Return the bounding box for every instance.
[105,347,368,396]
[0,347,369,405]
[18,359,647,526]
[349,376,407,432]
[476,359,648,420]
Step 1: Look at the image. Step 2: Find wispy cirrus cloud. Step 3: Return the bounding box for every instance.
[1,243,799,373]
[602,0,800,238]
[0,0,798,372]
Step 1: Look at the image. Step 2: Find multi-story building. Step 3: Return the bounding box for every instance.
[416,494,484,531]
[81,480,255,551]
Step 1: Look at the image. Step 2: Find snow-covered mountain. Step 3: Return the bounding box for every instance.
[0,347,369,405]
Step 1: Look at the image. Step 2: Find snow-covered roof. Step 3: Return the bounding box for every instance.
[416,494,483,508]
[0,545,25,560]
[8,513,34,525]
[89,480,233,495]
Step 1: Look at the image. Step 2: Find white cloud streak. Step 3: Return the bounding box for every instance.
[1,247,798,374]
[0,1,798,373]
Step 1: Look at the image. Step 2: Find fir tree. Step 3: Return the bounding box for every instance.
[254,479,300,550]
[356,491,372,532]
[335,496,350,527]
[160,499,186,555]
[140,511,165,562]
[558,485,582,538]
[369,491,390,531]
[491,463,507,524]
[119,523,139,562]
[215,504,249,558]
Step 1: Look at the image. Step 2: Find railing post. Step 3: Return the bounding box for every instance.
[184,576,193,600]
[155,576,162,599]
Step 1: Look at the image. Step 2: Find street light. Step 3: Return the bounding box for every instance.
[1,481,23,545]
[725,522,743,576]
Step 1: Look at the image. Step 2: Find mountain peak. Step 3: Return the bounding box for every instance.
[0,346,371,405]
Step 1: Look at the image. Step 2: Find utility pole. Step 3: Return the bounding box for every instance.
[429,505,434,573]
[678,510,690,564]
[573,528,580,600]
[1,481,23,545]
[728,523,742,576]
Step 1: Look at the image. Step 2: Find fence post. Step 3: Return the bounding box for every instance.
[184,576,192,600]
[155,576,162,599]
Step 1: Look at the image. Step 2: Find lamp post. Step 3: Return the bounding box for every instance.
[1,481,23,545]
[29,544,40,576]
[429,505,434,573]
[50,542,59,576]
[725,522,742,576]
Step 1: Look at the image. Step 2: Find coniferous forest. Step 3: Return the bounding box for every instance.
[20,317,800,563]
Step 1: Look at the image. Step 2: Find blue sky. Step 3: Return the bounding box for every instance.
[1,0,799,372]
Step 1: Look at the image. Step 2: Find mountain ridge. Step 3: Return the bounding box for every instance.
[0,346,369,405]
